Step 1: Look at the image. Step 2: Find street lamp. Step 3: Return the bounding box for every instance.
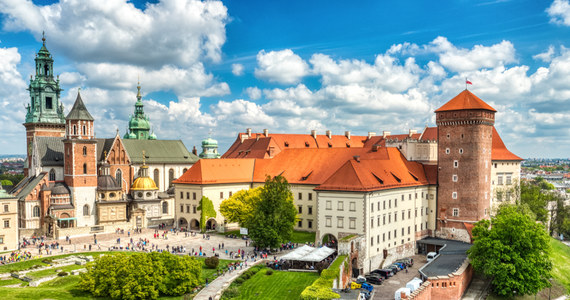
[548,278,553,300]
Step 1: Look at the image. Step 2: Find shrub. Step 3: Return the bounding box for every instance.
[204,256,219,269]
[241,273,250,280]
[234,277,245,284]
[58,271,68,277]
[42,259,53,264]
[222,286,240,299]
[265,269,273,275]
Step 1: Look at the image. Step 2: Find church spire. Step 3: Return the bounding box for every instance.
[124,82,155,140]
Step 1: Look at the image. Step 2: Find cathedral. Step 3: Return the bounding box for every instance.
[11,38,199,238]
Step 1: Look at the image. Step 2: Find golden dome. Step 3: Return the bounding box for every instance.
[131,176,158,191]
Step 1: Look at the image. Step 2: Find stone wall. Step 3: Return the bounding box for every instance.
[406,259,473,300]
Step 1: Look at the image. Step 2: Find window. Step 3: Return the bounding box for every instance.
[73,125,77,135]
[371,217,374,228]
[337,217,344,228]
[402,211,405,220]
[180,192,184,199]
[395,198,398,207]
[415,209,418,217]
[308,206,313,215]
[326,200,332,210]
[350,202,356,211]
[377,216,380,226]
[394,212,397,222]
[308,220,313,229]
[46,97,53,109]
[168,169,175,186]
[83,163,87,174]
[394,229,397,238]
[325,217,332,227]
[186,205,190,213]
[154,169,160,189]
[298,193,303,200]
[162,202,168,214]
[3,220,9,228]
[452,174,458,182]
[408,226,411,235]
[402,228,405,236]
[193,192,196,200]
[445,148,450,154]
[371,203,374,212]
[308,193,313,200]
[498,174,504,185]
[383,214,386,225]
[452,192,458,199]
[229,191,232,197]
[298,220,303,228]
[186,192,190,199]
[349,218,356,229]
[193,206,197,214]
[82,125,86,136]
[33,206,40,217]
[180,205,183,213]
[484,208,488,216]
[298,205,303,214]
[388,231,391,239]
[453,208,459,217]
[83,204,89,216]
[338,201,344,211]
[371,237,374,246]
[454,160,458,168]
[459,148,463,154]
[408,210,411,219]
[383,233,386,242]
[388,214,391,223]
[389,199,391,208]
[506,174,512,185]
[116,169,122,187]
[49,169,56,181]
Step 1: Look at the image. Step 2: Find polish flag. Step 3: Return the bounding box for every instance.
[466,80,472,85]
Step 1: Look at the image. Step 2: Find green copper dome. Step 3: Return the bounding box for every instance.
[124,83,156,140]
[199,135,221,159]
[202,137,218,146]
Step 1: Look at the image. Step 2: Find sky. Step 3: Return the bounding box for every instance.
[0,0,570,158]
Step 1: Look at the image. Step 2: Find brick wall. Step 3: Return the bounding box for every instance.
[406,259,473,300]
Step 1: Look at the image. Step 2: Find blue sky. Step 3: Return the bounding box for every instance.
[0,0,570,158]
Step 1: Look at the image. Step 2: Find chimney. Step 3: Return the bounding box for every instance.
[409,129,417,137]
[326,130,332,139]
[263,129,269,137]
[246,128,252,137]
[383,131,391,138]
[192,146,197,155]
[311,130,317,139]
[345,131,351,140]
[240,134,247,143]
[353,155,360,162]
[367,132,376,139]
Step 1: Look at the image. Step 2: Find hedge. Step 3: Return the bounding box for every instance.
[300,255,347,300]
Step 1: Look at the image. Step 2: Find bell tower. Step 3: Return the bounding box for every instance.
[435,90,496,242]
[63,91,97,227]
[23,34,66,175]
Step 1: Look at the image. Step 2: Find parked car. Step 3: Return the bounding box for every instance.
[387,265,399,274]
[365,274,383,285]
[356,275,367,284]
[395,258,414,267]
[392,262,406,270]
[371,269,394,279]
[426,252,438,262]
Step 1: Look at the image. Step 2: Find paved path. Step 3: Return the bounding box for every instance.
[194,259,265,300]
[461,273,491,300]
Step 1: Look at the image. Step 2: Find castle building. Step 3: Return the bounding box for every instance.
[10,40,198,238]
[0,187,19,251]
[173,90,522,275]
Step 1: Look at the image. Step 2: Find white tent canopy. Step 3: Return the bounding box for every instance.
[281,245,336,262]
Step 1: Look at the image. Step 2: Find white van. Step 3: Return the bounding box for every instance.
[426,252,437,262]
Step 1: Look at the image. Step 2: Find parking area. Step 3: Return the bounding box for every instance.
[371,254,427,300]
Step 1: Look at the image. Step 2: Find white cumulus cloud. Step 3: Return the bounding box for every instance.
[232,63,244,76]
[547,0,570,26]
[254,49,309,84]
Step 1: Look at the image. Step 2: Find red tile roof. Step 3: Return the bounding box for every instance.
[435,90,496,113]
[173,159,255,185]
[419,127,437,141]
[491,127,523,161]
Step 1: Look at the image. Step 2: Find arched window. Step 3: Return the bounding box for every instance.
[83,146,87,156]
[49,169,56,181]
[83,163,87,174]
[73,125,77,135]
[154,169,160,189]
[116,169,122,187]
[82,125,86,136]
[183,168,188,174]
[83,204,89,216]
[162,202,168,214]
[168,169,174,187]
[33,206,40,218]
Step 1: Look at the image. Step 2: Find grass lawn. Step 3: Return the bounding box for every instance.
[224,268,319,300]
[485,238,570,300]
[0,251,113,274]
[290,231,316,244]
[196,257,236,282]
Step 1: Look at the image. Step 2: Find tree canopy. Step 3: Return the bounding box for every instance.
[78,252,201,300]
[219,187,263,225]
[467,204,552,297]
[220,176,297,248]
[197,196,216,232]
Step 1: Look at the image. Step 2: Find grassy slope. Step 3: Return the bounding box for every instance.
[221,230,316,244]
[230,268,319,300]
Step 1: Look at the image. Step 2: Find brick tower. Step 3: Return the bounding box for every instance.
[23,35,66,175]
[435,90,496,242]
[63,92,97,227]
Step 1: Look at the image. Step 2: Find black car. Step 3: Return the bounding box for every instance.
[365,274,383,285]
[370,269,393,279]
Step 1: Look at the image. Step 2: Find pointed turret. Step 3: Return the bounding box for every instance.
[66,91,94,121]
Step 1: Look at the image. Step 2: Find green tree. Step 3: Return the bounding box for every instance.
[1,179,12,187]
[219,186,263,226]
[197,196,216,233]
[551,197,570,238]
[467,204,552,297]
[248,175,297,248]
[519,180,549,222]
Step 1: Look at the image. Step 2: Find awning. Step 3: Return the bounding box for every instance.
[58,217,77,221]
[281,245,336,262]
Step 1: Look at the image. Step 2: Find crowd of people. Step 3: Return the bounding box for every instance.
[0,250,34,264]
